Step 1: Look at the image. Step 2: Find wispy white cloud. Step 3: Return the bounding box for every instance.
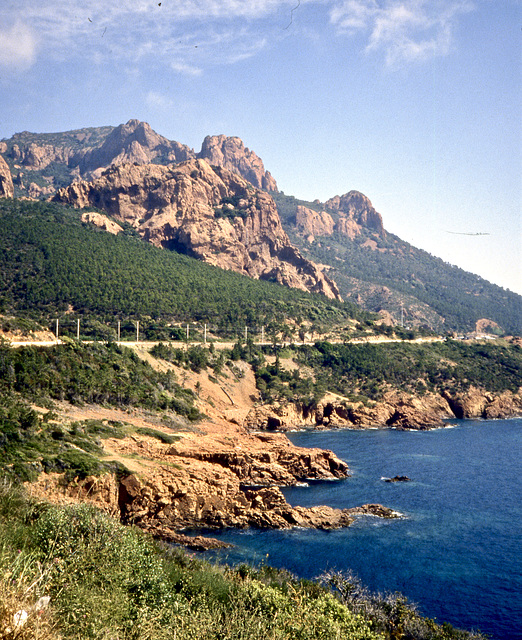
[0,22,37,70]
[145,91,175,109]
[329,0,475,66]
[0,0,277,71]
[0,0,475,72]
[170,62,203,77]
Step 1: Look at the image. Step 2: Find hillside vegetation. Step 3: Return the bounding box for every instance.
[272,192,521,334]
[0,482,488,640]
[0,199,366,338]
[257,339,522,404]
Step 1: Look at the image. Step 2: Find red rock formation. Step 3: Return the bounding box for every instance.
[0,155,14,198]
[79,119,193,174]
[326,190,385,237]
[198,134,278,192]
[295,205,335,239]
[53,158,341,299]
[3,121,279,200]
[247,386,522,431]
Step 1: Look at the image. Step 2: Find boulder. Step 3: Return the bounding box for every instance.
[0,155,14,198]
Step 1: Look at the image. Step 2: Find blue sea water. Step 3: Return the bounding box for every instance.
[202,418,522,639]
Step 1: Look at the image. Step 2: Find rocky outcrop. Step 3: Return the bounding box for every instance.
[0,156,14,198]
[442,386,522,420]
[295,205,335,240]
[79,119,193,175]
[25,403,403,545]
[292,191,385,243]
[53,159,341,299]
[116,466,399,535]
[27,430,398,543]
[475,318,500,335]
[81,211,123,235]
[7,141,73,171]
[325,191,385,237]
[198,135,277,192]
[247,387,522,431]
[166,431,349,486]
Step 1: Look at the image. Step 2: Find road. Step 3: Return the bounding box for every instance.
[7,336,445,349]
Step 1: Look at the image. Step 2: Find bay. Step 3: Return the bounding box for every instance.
[202,418,522,639]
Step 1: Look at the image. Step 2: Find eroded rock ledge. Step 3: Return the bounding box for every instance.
[27,429,398,548]
[246,387,522,431]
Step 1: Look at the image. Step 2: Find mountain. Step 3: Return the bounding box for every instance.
[1,119,520,333]
[272,192,521,334]
[0,119,276,197]
[52,158,339,299]
[78,119,193,175]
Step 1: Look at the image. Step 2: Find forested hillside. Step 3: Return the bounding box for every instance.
[0,199,365,337]
[272,193,521,334]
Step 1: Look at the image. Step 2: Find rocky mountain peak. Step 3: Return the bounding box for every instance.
[325,190,385,236]
[0,155,14,198]
[79,119,193,174]
[198,135,278,192]
[53,158,340,300]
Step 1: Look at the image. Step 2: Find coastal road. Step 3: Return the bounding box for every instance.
[7,336,446,349]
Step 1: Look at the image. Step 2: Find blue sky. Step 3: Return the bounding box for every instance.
[1,0,520,294]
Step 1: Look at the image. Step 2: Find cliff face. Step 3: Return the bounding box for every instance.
[79,119,193,175]
[53,158,341,299]
[0,156,14,198]
[293,191,385,242]
[198,135,278,192]
[246,386,522,431]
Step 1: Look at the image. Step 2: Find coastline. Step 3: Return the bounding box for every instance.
[19,341,521,551]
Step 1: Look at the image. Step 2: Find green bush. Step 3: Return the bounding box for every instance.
[0,485,488,640]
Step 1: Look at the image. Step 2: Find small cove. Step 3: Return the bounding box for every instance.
[202,418,522,640]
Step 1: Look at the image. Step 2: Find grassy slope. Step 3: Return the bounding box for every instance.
[0,483,487,640]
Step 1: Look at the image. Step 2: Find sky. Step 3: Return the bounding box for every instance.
[1,0,521,294]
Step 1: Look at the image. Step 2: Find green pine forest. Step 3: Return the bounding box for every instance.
[0,199,367,339]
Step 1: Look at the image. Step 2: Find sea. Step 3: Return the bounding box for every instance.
[201,418,522,640]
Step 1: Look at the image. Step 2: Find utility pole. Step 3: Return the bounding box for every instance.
[55,318,59,339]
[117,321,121,343]
[261,325,264,344]
[204,324,207,344]
[76,318,80,341]
[244,326,248,342]
[136,320,139,343]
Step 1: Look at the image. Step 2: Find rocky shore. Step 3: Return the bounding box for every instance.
[246,386,522,431]
[24,354,400,548]
[27,428,399,549]
[23,346,519,549]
